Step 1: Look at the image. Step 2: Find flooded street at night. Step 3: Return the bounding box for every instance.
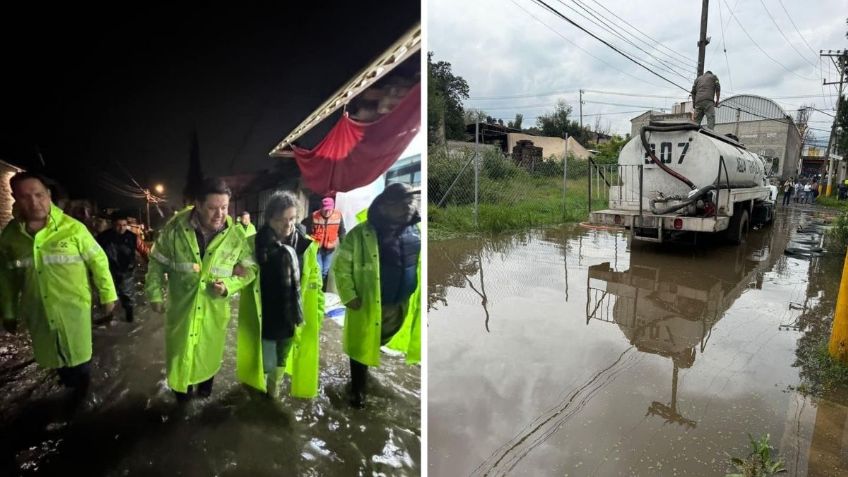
[428,206,848,476]
[0,283,421,477]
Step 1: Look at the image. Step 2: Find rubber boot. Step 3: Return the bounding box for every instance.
[266,367,284,399]
[349,359,368,409]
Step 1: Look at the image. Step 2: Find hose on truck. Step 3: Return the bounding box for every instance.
[640,124,697,191]
[649,184,716,215]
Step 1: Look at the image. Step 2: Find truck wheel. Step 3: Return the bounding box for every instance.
[726,208,749,245]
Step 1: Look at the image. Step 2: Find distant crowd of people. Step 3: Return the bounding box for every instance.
[780,176,848,205]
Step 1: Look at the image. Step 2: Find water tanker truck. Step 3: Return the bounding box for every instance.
[589,121,777,244]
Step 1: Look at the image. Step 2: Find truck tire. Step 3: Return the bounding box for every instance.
[726,208,749,245]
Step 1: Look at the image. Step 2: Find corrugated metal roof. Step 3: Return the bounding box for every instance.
[715,94,790,124]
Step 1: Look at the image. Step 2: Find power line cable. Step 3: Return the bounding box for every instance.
[563,0,695,81]
[717,0,734,94]
[530,0,690,92]
[777,0,819,57]
[757,0,817,69]
[507,0,669,90]
[585,0,697,67]
[720,0,817,82]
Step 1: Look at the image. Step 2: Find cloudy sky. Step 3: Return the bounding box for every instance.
[428,0,847,144]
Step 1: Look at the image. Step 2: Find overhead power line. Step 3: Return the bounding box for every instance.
[777,0,820,57]
[717,0,734,93]
[530,0,690,93]
[757,0,817,69]
[586,0,697,68]
[720,0,817,82]
[558,0,694,82]
[508,0,668,90]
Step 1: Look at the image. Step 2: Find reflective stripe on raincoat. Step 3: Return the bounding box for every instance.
[0,204,117,368]
[144,208,257,393]
[236,240,324,398]
[331,221,421,367]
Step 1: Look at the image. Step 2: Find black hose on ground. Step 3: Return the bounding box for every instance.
[640,124,697,191]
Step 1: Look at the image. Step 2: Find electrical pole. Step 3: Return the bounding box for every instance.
[822,49,847,196]
[696,0,710,77]
[579,89,584,130]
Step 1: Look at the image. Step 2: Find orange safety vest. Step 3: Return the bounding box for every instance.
[311,210,343,250]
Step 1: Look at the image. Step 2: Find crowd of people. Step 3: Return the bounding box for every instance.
[780,176,848,205]
[0,172,421,414]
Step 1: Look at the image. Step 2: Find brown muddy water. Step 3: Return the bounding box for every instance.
[0,278,420,477]
[428,207,848,476]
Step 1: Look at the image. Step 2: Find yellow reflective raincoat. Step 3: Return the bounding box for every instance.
[0,204,117,368]
[241,222,257,238]
[145,208,257,392]
[236,239,324,398]
[332,221,421,367]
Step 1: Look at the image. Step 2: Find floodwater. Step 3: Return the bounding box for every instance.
[428,206,848,476]
[0,276,420,476]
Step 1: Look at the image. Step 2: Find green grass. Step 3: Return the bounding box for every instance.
[815,194,848,212]
[793,339,848,397]
[428,176,605,237]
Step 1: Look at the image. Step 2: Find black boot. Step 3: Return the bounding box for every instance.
[197,377,214,398]
[125,306,134,323]
[349,359,368,408]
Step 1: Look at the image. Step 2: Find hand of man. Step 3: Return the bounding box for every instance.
[211,280,228,297]
[102,301,117,315]
[151,302,165,314]
[346,297,362,310]
[3,319,17,334]
[232,264,246,277]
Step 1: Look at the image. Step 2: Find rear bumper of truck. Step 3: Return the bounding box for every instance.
[590,209,730,242]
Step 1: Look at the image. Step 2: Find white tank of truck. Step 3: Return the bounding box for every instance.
[618,123,767,201]
[589,121,775,244]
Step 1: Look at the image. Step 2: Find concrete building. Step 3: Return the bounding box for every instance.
[0,160,24,230]
[630,110,690,138]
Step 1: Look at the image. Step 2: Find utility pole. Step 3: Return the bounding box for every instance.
[696,0,710,77]
[822,49,847,196]
[734,107,741,138]
[579,89,584,130]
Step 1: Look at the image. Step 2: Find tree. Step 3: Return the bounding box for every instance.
[507,113,523,130]
[464,108,488,126]
[535,99,589,143]
[796,105,813,149]
[836,94,848,155]
[428,52,470,144]
[592,135,629,165]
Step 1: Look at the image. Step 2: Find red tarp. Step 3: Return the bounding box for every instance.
[292,82,420,195]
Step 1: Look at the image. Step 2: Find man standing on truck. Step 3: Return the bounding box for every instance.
[691,70,720,130]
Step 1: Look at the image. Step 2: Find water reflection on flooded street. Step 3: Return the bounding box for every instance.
[428,208,847,476]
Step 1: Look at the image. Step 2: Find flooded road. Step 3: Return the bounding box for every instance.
[0,277,420,476]
[428,207,847,476]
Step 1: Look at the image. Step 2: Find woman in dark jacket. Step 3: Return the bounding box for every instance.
[255,191,314,397]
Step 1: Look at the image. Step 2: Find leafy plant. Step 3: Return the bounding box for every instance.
[726,434,786,477]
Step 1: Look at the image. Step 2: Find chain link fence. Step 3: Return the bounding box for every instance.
[428,142,598,234]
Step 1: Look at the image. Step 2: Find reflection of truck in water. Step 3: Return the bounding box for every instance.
[589,121,777,244]
[585,230,779,427]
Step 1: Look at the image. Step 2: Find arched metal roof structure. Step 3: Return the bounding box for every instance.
[715,94,793,125]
